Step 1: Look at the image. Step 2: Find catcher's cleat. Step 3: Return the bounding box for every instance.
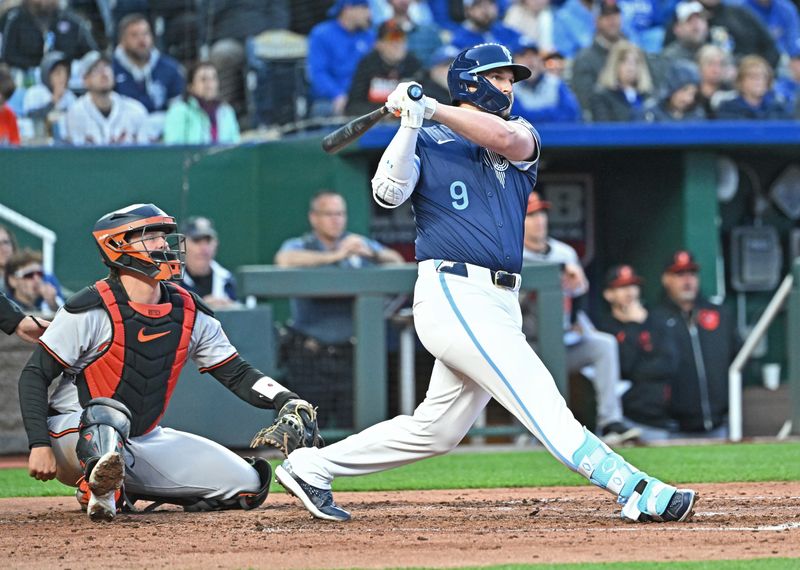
[275,463,350,522]
[88,451,125,497]
[75,477,90,512]
[88,490,118,522]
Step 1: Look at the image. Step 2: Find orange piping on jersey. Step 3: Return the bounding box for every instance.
[144,284,196,434]
[198,352,239,374]
[83,281,126,399]
[49,427,80,439]
[38,340,70,368]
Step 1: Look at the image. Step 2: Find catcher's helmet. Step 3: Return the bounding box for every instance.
[447,43,531,114]
[92,204,185,281]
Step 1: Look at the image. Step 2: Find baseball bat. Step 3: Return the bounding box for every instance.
[321,84,424,154]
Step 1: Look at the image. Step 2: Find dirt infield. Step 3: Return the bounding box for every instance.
[2,481,798,569]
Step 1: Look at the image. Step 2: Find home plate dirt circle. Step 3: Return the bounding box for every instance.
[2,482,798,569]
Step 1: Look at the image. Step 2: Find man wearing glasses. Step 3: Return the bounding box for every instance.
[275,190,404,428]
[4,249,63,316]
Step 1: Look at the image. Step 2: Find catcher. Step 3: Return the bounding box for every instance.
[19,203,321,522]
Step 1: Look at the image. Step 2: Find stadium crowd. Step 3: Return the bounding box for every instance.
[0,0,798,146]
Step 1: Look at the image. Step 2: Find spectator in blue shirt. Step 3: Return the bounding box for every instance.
[451,0,522,50]
[512,38,581,122]
[112,14,184,140]
[274,190,404,428]
[112,14,184,113]
[553,0,595,58]
[375,0,443,64]
[308,0,376,117]
[617,0,665,53]
[734,0,800,59]
[715,54,792,119]
[774,54,800,118]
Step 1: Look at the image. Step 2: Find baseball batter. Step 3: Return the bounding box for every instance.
[276,43,696,523]
[19,204,320,521]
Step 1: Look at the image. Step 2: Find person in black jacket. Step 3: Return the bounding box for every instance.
[0,0,96,71]
[598,265,679,439]
[345,18,421,116]
[1,291,49,342]
[650,250,738,436]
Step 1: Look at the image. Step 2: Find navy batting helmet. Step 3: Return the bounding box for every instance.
[447,43,531,114]
[93,203,185,281]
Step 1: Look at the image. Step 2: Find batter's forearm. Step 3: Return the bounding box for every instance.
[371,126,421,208]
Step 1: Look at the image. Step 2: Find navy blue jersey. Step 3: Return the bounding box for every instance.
[411,116,540,273]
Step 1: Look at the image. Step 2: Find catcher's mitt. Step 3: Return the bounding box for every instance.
[250,399,323,457]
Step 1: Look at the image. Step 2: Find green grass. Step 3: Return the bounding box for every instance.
[390,561,798,570]
[1,441,798,498]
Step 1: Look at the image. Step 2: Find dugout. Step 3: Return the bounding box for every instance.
[1,121,799,444]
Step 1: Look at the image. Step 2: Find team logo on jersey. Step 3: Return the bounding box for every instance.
[483,149,509,187]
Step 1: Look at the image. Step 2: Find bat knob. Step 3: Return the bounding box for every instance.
[406,84,423,101]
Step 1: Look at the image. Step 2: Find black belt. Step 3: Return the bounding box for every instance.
[436,262,520,290]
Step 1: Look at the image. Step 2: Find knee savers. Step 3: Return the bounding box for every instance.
[76,398,132,476]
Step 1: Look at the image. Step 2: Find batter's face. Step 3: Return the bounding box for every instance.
[310,195,347,242]
[479,68,515,116]
[662,270,699,306]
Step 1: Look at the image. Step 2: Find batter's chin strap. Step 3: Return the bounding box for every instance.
[121,457,272,513]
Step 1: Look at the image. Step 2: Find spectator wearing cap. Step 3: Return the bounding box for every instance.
[664,0,780,69]
[714,54,792,119]
[163,61,240,145]
[736,0,800,60]
[589,40,656,121]
[512,38,581,122]
[646,61,706,121]
[451,0,522,50]
[0,63,19,145]
[178,216,238,309]
[417,45,460,104]
[0,0,96,71]
[307,0,376,117]
[64,51,148,145]
[375,0,443,66]
[569,0,625,115]
[22,51,76,140]
[345,18,423,116]
[597,264,679,440]
[504,0,556,54]
[521,192,640,445]
[662,1,710,69]
[650,250,738,436]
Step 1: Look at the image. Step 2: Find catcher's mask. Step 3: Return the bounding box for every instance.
[93,203,185,281]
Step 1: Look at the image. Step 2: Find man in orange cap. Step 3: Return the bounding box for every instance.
[599,264,679,440]
[521,192,640,445]
[650,250,738,436]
